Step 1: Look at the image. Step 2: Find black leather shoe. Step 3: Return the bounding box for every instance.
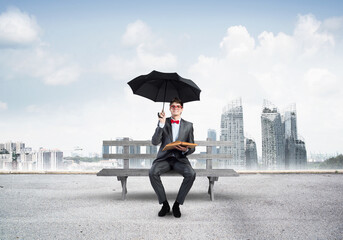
[172,204,181,218]
[158,204,170,217]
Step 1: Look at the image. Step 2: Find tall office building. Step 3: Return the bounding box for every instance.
[34,149,63,170]
[282,104,307,169]
[283,104,298,139]
[35,150,51,170]
[19,148,33,170]
[207,129,217,141]
[283,104,297,169]
[207,129,217,154]
[261,100,285,169]
[5,142,16,152]
[295,138,307,168]
[220,98,245,168]
[16,142,25,153]
[245,138,258,169]
[51,150,64,170]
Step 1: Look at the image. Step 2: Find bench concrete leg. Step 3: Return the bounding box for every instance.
[207,177,219,201]
[117,176,128,200]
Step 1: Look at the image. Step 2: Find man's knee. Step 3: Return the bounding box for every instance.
[149,165,159,179]
[184,168,196,180]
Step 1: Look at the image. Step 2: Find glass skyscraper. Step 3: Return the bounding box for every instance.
[220,98,245,168]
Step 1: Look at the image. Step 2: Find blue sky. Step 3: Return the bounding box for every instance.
[1,0,343,156]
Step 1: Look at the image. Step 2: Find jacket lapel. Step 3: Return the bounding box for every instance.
[166,118,173,143]
[177,119,185,141]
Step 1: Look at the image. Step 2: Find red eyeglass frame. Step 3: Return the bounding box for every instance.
[170,105,183,109]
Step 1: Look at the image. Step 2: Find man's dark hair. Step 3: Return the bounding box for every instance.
[170,97,183,107]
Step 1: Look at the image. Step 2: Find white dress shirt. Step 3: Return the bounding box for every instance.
[159,118,181,141]
[159,118,188,155]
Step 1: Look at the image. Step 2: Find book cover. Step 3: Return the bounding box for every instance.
[162,141,198,151]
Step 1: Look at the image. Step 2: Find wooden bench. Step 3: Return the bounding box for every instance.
[97,168,238,201]
[97,138,239,201]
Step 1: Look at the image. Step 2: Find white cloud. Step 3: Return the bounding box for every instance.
[0,8,81,86]
[26,104,44,113]
[322,16,343,31]
[220,25,255,57]
[121,20,152,46]
[0,7,41,47]
[0,101,7,110]
[1,47,81,85]
[188,14,343,153]
[304,68,339,96]
[256,31,297,61]
[294,14,335,57]
[44,65,80,86]
[98,20,177,80]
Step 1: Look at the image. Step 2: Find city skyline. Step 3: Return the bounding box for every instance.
[1,1,343,156]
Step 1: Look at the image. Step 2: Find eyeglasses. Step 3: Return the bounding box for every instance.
[170,105,183,109]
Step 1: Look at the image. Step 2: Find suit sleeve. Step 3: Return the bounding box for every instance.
[151,122,163,146]
[185,123,195,156]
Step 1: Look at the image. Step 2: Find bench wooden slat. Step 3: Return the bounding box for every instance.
[97,168,239,177]
[102,153,232,159]
[103,140,233,147]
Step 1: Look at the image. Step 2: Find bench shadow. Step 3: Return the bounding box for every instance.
[90,190,246,203]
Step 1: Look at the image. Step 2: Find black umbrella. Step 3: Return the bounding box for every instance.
[127,70,201,114]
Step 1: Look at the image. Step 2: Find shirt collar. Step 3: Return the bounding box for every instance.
[171,118,181,124]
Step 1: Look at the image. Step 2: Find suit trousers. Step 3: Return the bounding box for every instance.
[149,157,196,205]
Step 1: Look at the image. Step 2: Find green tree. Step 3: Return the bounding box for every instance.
[319,154,343,169]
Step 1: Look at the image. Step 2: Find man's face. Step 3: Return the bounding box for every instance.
[169,102,183,118]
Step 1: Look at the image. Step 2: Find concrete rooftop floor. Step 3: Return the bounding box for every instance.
[0,173,342,240]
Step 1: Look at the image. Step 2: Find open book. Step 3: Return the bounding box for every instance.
[162,141,198,151]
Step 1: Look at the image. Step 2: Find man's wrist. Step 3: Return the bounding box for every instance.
[182,148,189,155]
[158,121,165,128]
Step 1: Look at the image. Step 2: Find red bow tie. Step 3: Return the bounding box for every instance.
[171,119,179,124]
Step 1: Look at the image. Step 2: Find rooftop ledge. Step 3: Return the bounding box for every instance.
[0,169,342,174]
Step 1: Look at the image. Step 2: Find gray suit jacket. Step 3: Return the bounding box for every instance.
[152,117,195,164]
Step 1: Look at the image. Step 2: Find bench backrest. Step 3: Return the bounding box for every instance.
[103,138,233,170]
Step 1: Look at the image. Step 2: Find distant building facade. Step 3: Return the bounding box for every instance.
[261,101,307,169]
[283,104,297,169]
[0,141,64,171]
[207,129,217,141]
[245,138,258,169]
[220,98,245,168]
[207,129,218,154]
[295,139,307,168]
[0,151,11,169]
[261,100,285,169]
[34,149,64,170]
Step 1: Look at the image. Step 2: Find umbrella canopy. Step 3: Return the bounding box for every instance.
[128,70,201,109]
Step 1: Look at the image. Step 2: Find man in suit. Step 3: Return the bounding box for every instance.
[149,97,196,218]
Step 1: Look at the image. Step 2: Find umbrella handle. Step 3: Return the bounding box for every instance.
[158,108,165,118]
[158,102,166,118]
